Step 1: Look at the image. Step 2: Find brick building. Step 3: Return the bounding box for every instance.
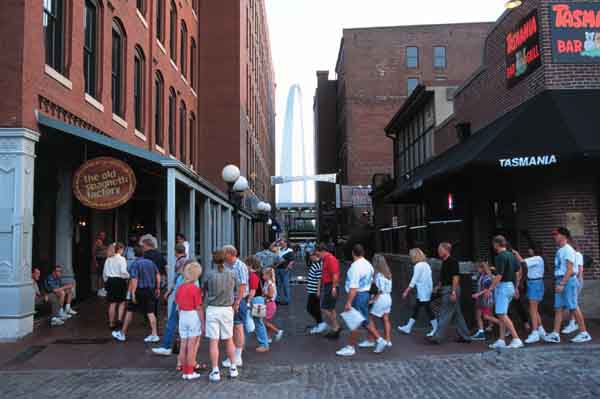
[314,22,492,241]
[375,0,600,316]
[0,0,275,340]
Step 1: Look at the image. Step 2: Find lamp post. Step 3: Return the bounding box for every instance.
[257,201,272,243]
[222,165,249,250]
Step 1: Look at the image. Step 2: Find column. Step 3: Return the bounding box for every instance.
[0,128,39,340]
[202,198,211,270]
[55,164,74,287]
[188,189,196,259]
[166,168,176,315]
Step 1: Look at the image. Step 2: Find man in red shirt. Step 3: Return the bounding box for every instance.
[315,244,341,338]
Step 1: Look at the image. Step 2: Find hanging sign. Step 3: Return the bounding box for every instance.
[506,10,542,88]
[549,3,600,63]
[73,157,137,210]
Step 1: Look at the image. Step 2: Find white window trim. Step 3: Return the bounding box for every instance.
[134,129,147,141]
[170,59,179,71]
[181,75,189,86]
[155,145,165,154]
[190,88,197,98]
[44,65,72,90]
[136,9,149,29]
[157,39,167,55]
[84,94,104,112]
[112,113,128,129]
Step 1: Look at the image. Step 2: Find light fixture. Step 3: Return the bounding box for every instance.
[505,0,522,9]
[233,176,249,193]
[257,201,269,212]
[222,164,241,184]
[264,203,272,213]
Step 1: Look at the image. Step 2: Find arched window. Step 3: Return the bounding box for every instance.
[154,72,164,147]
[156,0,165,43]
[134,47,145,132]
[180,21,188,78]
[190,38,197,90]
[168,87,176,154]
[189,112,196,167]
[44,0,65,73]
[112,19,126,117]
[179,101,187,160]
[84,0,99,97]
[169,1,177,62]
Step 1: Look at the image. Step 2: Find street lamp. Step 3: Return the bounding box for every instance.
[505,0,522,9]
[222,165,248,250]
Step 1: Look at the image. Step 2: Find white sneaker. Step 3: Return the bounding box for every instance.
[561,322,579,335]
[152,347,172,356]
[543,332,561,343]
[275,330,284,342]
[571,331,592,343]
[144,335,160,343]
[373,338,388,354]
[489,339,507,349]
[538,326,547,337]
[358,340,376,348]
[229,366,239,378]
[183,372,201,380]
[58,310,71,320]
[222,358,243,368]
[397,324,412,335]
[336,345,356,357]
[426,328,437,338]
[112,330,126,342]
[209,370,221,382]
[67,308,78,315]
[524,331,540,344]
[508,338,524,349]
[50,317,65,327]
[312,322,328,334]
[386,340,393,348]
[97,288,107,297]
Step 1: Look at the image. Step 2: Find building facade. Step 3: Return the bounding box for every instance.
[0,0,274,340]
[376,0,600,316]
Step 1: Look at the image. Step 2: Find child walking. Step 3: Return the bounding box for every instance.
[306,251,325,334]
[262,267,284,342]
[470,262,500,341]
[175,262,204,380]
[358,254,393,348]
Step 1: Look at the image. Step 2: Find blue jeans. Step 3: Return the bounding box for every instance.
[251,297,269,348]
[494,282,515,316]
[160,302,179,350]
[276,268,290,303]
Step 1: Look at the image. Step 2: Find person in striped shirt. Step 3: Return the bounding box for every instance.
[306,251,325,334]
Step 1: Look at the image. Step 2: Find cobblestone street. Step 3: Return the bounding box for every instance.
[1,345,599,399]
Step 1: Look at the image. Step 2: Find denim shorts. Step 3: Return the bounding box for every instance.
[352,291,371,328]
[233,298,248,326]
[494,282,515,316]
[554,277,578,311]
[527,279,544,302]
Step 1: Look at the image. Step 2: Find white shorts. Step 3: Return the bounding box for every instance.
[179,310,202,339]
[370,293,392,318]
[205,306,234,340]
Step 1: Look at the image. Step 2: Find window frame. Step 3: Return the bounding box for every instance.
[169,1,177,62]
[111,20,126,117]
[434,46,447,69]
[84,0,99,97]
[180,21,187,78]
[134,47,145,133]
[168,87,176,155]
[189,112,196,166]
[406,46,419,69]
[154,72,164,147]
[190,38,197,90]
[179,101,187,161]
[156,0,165,42]
[43,0,65,73]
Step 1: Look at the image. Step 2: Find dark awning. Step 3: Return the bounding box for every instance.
[387,90,600,202]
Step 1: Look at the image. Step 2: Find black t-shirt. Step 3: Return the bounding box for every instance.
[440,257,460,286]
[495,250,517,283]
[144,249,167,275]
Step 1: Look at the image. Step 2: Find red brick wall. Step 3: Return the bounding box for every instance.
[0,0,25,127]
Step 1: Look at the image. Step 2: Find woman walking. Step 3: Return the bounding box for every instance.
[102,243,129,330]
[398,248,437,336]
[358,254,393,348]
[262,267,284,342]
[244,256,270,353]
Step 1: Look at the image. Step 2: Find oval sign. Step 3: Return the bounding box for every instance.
[73,157,137,210]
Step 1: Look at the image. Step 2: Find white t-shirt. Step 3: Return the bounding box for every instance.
[408,261,433,302]
[574,252,583,275]
[375,273,392,295]
[345,257,374,293]
[525,256,544,279]
[555,244,576,277]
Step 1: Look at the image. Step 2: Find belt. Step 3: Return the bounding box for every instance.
[527,278,543,281]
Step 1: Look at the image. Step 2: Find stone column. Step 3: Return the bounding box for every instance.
[188,189,196,259]
[0,128,39,341]
[55,165,74,286]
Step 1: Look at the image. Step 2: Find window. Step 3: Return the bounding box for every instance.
[43,0,65,72]
[189,113,196,166]
[134,48,145,132]
[156,0,165,42]
[84,0,98,97]
[180,22,187,77]
[154,72,164,146]
[406,46,419,68]
[407,78,419,96]
[112,20,125,117]
[434,46,447,69]
[136,0,145,14]
[168,87,176,154]
[179,101,186,160]
[169,1,177,62]
[395,108,433,178]
[190,38,197,89]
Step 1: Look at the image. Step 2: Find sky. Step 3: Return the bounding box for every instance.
[265,0,504,204]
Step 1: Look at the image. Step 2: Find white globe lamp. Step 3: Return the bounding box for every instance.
[222,164,241,184]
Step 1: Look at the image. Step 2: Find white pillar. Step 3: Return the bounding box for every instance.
[188,189,196,259]
[0,128,39,341]
[166,168,176,315]
[202,198,211,270]
[55,165,74,285]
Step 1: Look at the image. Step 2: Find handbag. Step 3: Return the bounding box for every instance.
[245,309,255,333]
[250,296,267,318]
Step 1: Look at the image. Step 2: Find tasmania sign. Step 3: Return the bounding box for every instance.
[549,3,600,63]
[73,157,137,210]
[506,10,542,88]
[499,154,558,168]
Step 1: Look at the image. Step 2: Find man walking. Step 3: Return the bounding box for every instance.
[544,228,592,344]
[336,244,388,357]
[255,241,280,269]
[429,243,471,344]
[112,246,161,343]
[487,236,523,349]
[222,245,248,368]
[315,244,341,337]
[276,240,294,305]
